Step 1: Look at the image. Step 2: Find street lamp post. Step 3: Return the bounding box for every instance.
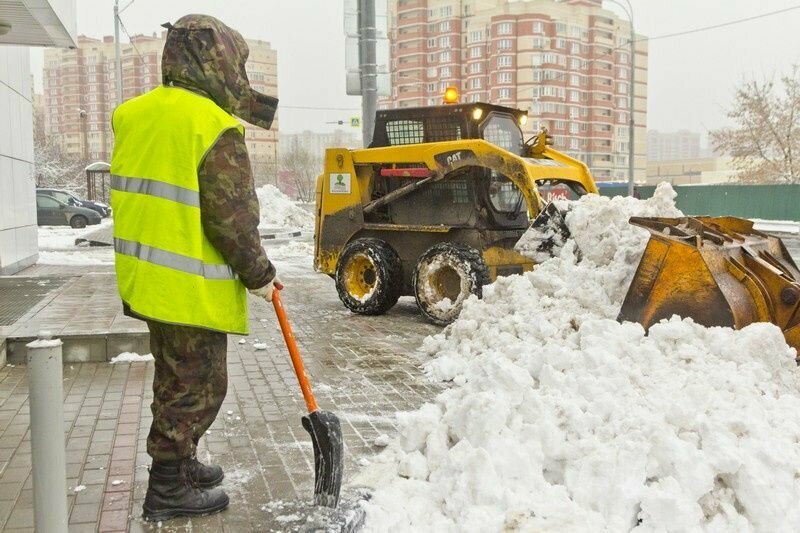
[604,0,636,196]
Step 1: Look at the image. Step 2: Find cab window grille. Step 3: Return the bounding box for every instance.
[385,120,425,145]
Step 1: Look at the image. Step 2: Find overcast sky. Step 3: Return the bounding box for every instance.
[30,0,800,140]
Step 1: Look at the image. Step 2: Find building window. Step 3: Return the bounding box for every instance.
[427,38,436,48]
[498,22,513,35]
[470,78,482,89]
[440,21,451,32]
[498,72,512,84]
[498,39,513,50]
[571,42,581,54]
[617,81,628,94]
[427,83,436,92]
[555,38,566,49]
[469,93,480,102]
[440,51,451,62]
[570,74,580,86]
[498,88,512,98]
[533,21,544,34]
[556,22,567,35]
[617,67,627,79]
[469,30,483,43]
[619,52,629,64]
[497,55,512,68]
[439,36,451,48]
[469,62,482,74]
[427,67,438,77]
[440,5,452,17]
[570,90,579,102]
[441,67,451,77]
[470,46,482,58]
[570,138,580,150]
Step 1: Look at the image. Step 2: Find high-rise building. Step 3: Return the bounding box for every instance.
[647,130,701,161]
[384,0,648,181]
[0,0,77,275]
[41,32,278,183]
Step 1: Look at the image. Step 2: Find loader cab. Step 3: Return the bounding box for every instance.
[370,103,528,153]
[369,103,531,230]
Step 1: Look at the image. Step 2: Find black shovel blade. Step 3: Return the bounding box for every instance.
[301,410,344,508]
[529,201,571,257]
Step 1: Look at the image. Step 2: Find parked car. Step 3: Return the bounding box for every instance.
[36,193,102,228]
[37,187,112,217]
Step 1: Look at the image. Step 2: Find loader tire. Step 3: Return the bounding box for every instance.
[335,238,402,316]
[413,242,490,326]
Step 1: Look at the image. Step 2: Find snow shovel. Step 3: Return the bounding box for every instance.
[271,284,343,508]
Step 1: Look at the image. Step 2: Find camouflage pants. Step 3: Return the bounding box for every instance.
[146,321,228,462]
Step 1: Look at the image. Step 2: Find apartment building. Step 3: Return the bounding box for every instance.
[385,0,648,181]
[41,32,278,178]
[647,129,702,161]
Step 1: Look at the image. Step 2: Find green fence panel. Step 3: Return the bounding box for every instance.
[597,184,800,221]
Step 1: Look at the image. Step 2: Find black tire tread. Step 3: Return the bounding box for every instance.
[335,238,403,316]
[413,242,490,325]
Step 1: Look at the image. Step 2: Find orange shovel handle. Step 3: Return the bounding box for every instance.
[271,288,319,413]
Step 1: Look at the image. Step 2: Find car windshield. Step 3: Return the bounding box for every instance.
[480,114,524,156]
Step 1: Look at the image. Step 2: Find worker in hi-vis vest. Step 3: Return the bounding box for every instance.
[110,15,280,521]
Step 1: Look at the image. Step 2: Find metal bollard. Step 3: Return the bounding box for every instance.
[26,334,68,533]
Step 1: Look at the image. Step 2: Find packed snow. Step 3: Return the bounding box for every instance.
[256,184,313,231]
[36,219,112,250]
[109,352,154,364]
[358,184,800,532]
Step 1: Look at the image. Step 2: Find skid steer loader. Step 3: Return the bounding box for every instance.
[314,98,597,324]
[313,95,800,354]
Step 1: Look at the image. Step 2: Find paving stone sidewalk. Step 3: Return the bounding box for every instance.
[0,254,444,532]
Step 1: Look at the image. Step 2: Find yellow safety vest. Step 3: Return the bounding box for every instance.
[110,85,248,334]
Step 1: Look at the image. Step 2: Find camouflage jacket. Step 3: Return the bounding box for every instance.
[163,14,278,290]
[199,129,275,290]
[123,14,277,325]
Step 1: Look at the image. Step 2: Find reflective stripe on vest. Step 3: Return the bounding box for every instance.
[114,238,236,280]
[110,86,248,334]
[111,174,200,208]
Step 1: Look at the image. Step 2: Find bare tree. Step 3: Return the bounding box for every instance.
[279,138,321,202]
[711,66,800,183]
[33,137,86,195]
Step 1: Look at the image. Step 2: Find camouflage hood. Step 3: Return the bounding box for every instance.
[161,14,278,130]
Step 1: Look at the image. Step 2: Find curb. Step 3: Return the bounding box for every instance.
[260,230,304,240]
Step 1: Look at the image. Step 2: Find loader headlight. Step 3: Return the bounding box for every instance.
[472,107,483,121]
[519,115,528,126]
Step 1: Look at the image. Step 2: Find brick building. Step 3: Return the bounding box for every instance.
[385,0,648,181]
[41,32,278,182]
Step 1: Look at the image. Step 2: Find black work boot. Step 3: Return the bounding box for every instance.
[142,460,229,522]
[186,456,224,488]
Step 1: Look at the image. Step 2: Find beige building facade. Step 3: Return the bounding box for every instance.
[646,157,738,185]
[385,0,648,181]
[41,32,278,179]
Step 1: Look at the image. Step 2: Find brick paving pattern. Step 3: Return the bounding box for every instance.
[0,251,443,532]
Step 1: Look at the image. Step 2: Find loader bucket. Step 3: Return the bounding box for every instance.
[618,216,800,354]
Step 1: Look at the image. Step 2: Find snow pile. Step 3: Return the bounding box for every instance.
[360,184,800,532]
[256,184,313,230]
[110,352,154,364]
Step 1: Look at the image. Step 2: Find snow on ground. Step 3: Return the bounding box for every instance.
[109,352,154,363]
[358,184,800,532]
[256,184,314,230]
[38,249,114,266]
[37,219,112,250]
[37,219,114,265]
[268,240,314,259]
